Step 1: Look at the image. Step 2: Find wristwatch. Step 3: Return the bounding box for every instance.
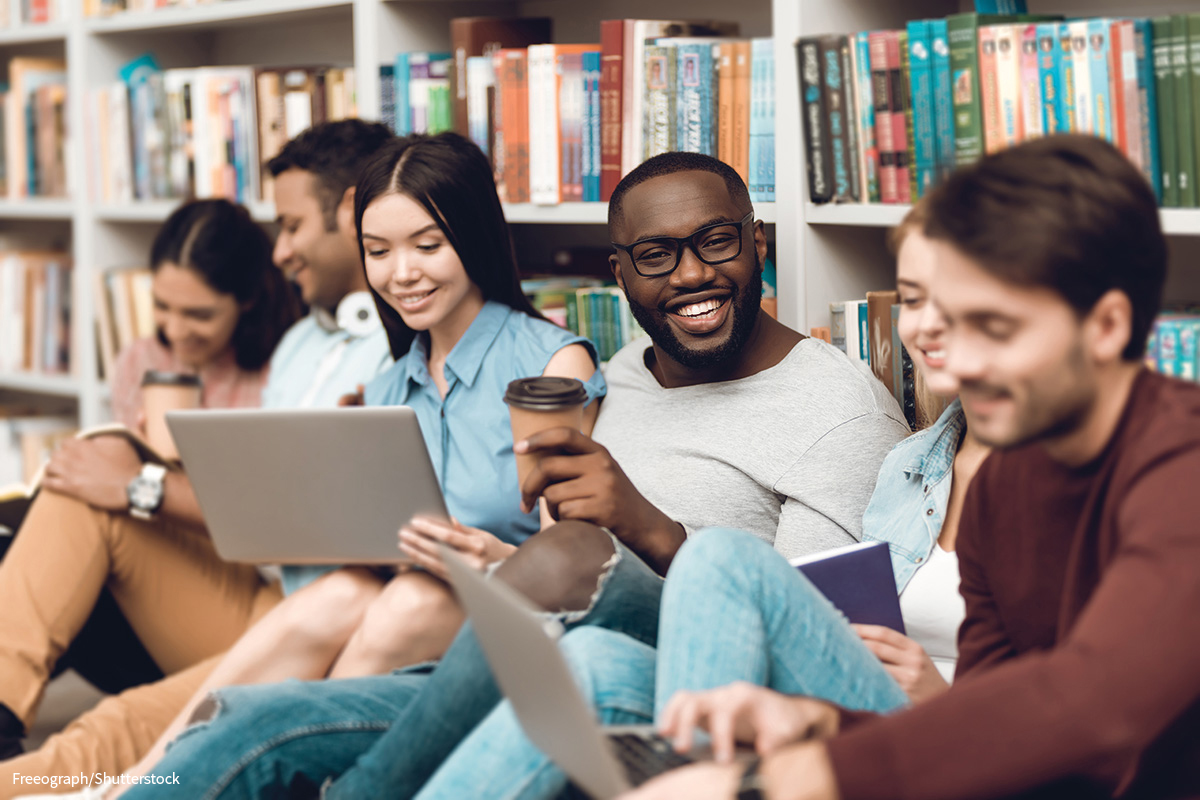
[736,756,767,800]
[126,463,167,521]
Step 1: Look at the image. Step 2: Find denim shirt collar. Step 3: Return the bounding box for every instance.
[901,398,966,485]
[401,300,512,396]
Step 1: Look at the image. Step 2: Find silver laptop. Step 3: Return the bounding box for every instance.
[167,407,448,563]
[440,545,698,800]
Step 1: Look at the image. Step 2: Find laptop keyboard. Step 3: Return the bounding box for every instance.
[608,733,693,787]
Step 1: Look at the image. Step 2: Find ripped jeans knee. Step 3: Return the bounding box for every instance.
[552,532,664,648]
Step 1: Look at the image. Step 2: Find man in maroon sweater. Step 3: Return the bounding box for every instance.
[623,135,1200,799]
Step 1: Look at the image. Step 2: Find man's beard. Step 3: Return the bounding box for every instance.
[626,256,763,370]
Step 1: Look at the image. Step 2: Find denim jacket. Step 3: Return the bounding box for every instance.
[860,399,966,593]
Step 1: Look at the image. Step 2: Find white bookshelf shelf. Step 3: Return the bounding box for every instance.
[807,203,1200,237]
[83,0,351,34]
[95,200,275,224]
[0,21,69,44]
[0,372,81,398]
[0,199,74,219]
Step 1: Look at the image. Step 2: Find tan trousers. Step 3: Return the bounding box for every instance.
[0,490,281,787]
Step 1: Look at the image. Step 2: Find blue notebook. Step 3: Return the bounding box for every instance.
[789,541,906,634]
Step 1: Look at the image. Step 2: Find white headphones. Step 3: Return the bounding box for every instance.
[334,291,381,338]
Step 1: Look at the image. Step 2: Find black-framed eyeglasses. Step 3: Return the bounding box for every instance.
[610,212,755,278]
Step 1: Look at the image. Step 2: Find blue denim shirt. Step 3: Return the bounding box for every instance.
[861,399,966,592]
[281,301,605,595]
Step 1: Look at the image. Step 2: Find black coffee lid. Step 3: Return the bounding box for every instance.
[504,377,588,409]
[141,370,203,388]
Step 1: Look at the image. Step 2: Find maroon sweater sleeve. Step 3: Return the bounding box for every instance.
[824,448,1200,800]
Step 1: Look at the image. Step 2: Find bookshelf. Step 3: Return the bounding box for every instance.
[2,0,1200,440]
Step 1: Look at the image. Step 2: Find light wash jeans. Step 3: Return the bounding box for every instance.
[124,534,664,800]
[414,527,910,800]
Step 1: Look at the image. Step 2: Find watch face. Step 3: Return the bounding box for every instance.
[129,476,163,510]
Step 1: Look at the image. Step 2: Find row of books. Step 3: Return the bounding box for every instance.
[0,0,61,25]
[523,277,647,363]
[83,0,216,17]
[89,60,356,205]
[1147,311,1200,381]
[1,56,68,199]
[93,267,153,380]
[0,250,72,376]
[0,412,75,500]
[823,294,917,430]
[379,17,774,205]
[800,12,1200,208]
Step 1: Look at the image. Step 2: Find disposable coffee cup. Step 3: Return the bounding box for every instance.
[504,377,588,490]
[141,370,202,460]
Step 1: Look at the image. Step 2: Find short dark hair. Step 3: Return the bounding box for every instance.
[354,132,545,359]
[267,120,395,230]
[150,199,300,370]
[923,134,1166,361]
[608,152,753,232]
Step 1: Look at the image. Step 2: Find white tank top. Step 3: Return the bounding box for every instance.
[898,545,965,683]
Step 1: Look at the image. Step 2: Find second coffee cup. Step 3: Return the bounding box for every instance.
[141,370,203,460]
[504,376,589,490]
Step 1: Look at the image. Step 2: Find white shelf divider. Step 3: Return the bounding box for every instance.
[0,199,74,219]
[95,200,276,224]
[83,0,352,34]
[0,21,69,44]
[806,203,1200,236]
[0,372,82,398]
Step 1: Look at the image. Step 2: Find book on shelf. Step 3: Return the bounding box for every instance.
[522,277,647,363]
[384,17,766,207]
[90,59,355,205]
[0,250,71,377]
[4,56,67,200]
[0,0,64,26]
[788,541,906,634]
[797,11,1200,208]
[830,294,920,431]
[1146,309,1200,381]
[93,267,154,381]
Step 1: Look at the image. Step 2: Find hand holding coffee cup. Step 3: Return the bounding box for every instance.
[141,371,203,461]
[504,376,589,491]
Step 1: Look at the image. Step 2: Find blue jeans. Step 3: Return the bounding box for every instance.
[324,534,664,798]
[413,528,910,800]
[120,672,429,800]
[123,534,664,800]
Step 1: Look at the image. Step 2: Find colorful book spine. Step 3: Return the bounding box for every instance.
[731,40,752,187]
[751,37,776,202]
[906,20,936,198]
[583,50,601,203]
[797,38,831,203]
[1088,19,1113,144]
[1153,17,1178,207]
[1069,22,1092,135]
[1135,19,1162,203]
[978,25,1003,152]
[1019,24,1043,139]
[379,64,396,133]
[1058,23,1078,133]
[820,35,854,201]
[676,41,718,157]
[993,24,1022,149]
[947,13,1000,165]
[1174,14,1197,207]
[1111,20,1140,166]
[893,30,913,203]
[599,19,625,203]
[854,32,881,201]
[394,53,410,134]
[643,44,675,159]
[838,38,858,204]
[1038,23,1064,135]
[867,32,897,202]
[930,20,955,183]
[1189,14,1200,210]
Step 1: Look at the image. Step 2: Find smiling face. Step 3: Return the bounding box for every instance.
[361,191,485,343]
[152,262,242,368]
[272,168,362,311]
[895,230,957,397]
[931,239,1101,449]
[609,170,765,372]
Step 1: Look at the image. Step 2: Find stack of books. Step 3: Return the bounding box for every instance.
[0,0,64,25]
[523,277,647,363]
[89,60,356,205]
[0,250,73,377]
[382,16,775,205]
[799,12,1200,208]
[828,292,917,430]
[1147,311,1200,381]
[2,56,68,199]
